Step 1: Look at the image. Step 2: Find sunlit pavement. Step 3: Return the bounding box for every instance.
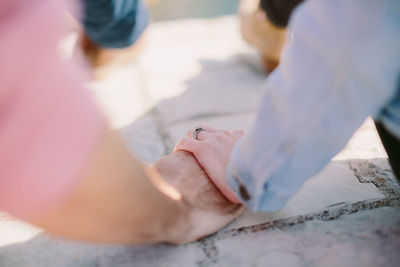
[0,16,399,267]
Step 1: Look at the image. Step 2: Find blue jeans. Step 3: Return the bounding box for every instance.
[83,0,148,48]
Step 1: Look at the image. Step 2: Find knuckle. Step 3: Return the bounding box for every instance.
[197,142,207,152]
[215,132,225,140]
[222,130,230,136]
[214,135,222,141]
[201,141,212,150]
[235,130,245,138]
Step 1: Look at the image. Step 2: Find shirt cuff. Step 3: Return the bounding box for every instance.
[226,138,291,212]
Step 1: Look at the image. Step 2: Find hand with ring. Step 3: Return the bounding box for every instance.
[174,125,245,204]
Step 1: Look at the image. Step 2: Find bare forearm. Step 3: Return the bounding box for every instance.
[28,128,187,244]
[24,127,242,244]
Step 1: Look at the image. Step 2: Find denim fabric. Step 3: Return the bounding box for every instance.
[227,0,400,212]
[83,0,148,48]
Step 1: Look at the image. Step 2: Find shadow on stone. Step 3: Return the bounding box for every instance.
[0,233,199,267]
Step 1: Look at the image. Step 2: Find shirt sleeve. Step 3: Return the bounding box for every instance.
[0,0,105,219]
[226,0,400,212]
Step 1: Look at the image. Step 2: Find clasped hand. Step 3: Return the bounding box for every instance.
[152,125,244,243]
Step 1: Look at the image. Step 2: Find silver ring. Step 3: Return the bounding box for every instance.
[192,126,206,140]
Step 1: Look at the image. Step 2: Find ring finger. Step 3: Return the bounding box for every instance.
[186,128,210,141]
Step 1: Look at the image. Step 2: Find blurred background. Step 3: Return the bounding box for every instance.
[148,0,241,21]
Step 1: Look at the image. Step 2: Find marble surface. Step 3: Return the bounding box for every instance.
[226,159,386,230]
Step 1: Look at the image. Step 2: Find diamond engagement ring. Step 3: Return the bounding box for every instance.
[192,126,206,140]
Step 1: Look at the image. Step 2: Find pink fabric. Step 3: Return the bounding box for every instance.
[0,0,104,219]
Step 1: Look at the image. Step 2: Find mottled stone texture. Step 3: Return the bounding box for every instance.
[205,207,400,267]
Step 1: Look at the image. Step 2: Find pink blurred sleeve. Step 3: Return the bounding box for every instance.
[0,0,104,219]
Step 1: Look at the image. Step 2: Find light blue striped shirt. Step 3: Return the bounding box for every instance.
[227,0,400,212]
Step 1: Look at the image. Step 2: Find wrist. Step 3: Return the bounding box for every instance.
[161,199,194,244]
[144,165,193,244]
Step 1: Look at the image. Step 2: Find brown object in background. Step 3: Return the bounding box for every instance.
[79,31,147,79]
[239,0,287,72]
